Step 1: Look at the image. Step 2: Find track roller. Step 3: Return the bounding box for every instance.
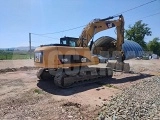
[53,67,113,88]
[37,68,55,80]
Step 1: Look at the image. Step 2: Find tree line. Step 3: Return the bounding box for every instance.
[125,20,160,56]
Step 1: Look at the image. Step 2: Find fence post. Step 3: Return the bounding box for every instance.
[29,33,32,59]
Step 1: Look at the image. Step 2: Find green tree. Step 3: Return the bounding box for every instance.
[125,20,152,50]
[147,37,160,56]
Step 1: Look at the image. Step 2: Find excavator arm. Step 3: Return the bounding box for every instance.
[77,15,124,51]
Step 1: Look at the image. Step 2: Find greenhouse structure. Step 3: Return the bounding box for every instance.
[91,36,144,60]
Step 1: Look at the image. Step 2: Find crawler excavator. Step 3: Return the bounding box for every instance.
[34,14,130,88]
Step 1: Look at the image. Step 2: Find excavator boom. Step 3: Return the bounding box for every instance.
[77,15,124,51]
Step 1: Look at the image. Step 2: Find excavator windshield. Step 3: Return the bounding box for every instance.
[60,37,78,47]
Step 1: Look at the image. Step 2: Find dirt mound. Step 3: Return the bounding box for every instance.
[0,66,38,74]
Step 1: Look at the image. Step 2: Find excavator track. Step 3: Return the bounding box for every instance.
[54,74,112,88]
[37,66,113,88]
[37,68,55,80]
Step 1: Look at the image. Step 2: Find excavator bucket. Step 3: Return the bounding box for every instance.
[106,62,130,73]
[106,50,130,73]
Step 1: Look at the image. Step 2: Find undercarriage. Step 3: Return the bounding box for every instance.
[37,66,113,88]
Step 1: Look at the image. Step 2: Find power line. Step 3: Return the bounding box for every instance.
[31,25,85,36]
[127,11,160,24]
[115,0,158,15]
[31,11,160,42]
[31,39,57,42]
[31,0,158,36]
[30,10,160,46]
[139,11,160,19]
[30,11,160,43]
[31,33,59,39]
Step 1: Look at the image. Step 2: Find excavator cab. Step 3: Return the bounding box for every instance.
[60,37,78,47]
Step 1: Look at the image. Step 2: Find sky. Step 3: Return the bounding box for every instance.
[0,0,160,48]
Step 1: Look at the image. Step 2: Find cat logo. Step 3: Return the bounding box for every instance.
[61,58,68,62]
[81,58,87,62]
[106,22,115,28]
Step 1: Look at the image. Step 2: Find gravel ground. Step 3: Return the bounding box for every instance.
[97,76,160,120]
[0,59,159,119]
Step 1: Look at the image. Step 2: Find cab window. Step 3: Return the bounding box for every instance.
[69,41,76,47]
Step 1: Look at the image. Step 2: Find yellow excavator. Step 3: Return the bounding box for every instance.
[34,14,130,88]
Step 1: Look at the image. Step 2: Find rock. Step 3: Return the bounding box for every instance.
[68,115,73,118]
[97,76,160,119]
[96,88,101,91]
[102,99,107,101]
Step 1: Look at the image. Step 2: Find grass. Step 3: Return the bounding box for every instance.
[96,82,119,89]
[104,84,119,89]
[0,51,34,60]
[34,89,42,94]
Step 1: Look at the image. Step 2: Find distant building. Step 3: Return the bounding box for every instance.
[91,36,144,60]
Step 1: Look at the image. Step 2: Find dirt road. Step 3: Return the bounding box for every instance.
[0,59,33,69]
[0,59,159,119]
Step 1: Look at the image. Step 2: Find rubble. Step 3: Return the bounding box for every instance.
[97,76,160,120]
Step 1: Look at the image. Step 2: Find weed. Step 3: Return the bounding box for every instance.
[104,84,119,89]
[34,89,42,94]
[62,102,81,108]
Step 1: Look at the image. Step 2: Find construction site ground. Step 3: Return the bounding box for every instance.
[0,59,160,120]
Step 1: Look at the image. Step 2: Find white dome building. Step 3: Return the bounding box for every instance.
[91,36,144,60]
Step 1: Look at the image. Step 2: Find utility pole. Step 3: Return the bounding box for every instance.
[29,33,31,59]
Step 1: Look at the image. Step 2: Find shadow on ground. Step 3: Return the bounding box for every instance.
[109,73,154,84]
[37,73,154,96]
